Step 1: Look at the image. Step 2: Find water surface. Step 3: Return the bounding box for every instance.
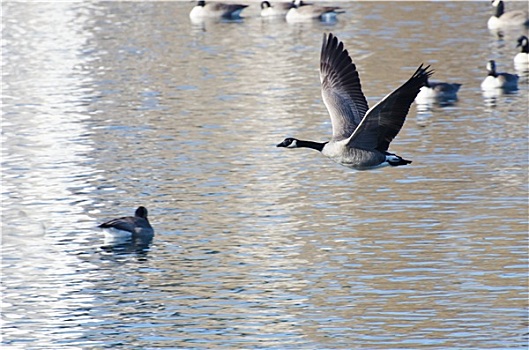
[2,1,528,349]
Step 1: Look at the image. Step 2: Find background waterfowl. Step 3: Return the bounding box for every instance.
[487,0,529,30]
[189,0,248,20]
[415,78,462,104]
[277,33,433,171]
[99,206,154,238]
[514,35,529,70]
[481,60,519,90]
[260,1,294,17]
[286,0,343,22]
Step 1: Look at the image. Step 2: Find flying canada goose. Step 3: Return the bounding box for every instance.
[286,0,344,22]
[487,0,529,30]
[277,33,433,171]
[415,77,462,104]
[189,0,248,20]
[99,206,154,239]
[514,35,529,69]
[260,1,294,17]
[481,60,519,90]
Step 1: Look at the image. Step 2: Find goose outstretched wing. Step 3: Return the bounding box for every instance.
[320,33,369,141]
[347,64,433,151]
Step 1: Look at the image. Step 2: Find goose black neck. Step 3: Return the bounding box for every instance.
[488,68,498,77]
[297,140,326,152]
[487,61,498,77]
[522,40,529,54]
[494,1,504,18]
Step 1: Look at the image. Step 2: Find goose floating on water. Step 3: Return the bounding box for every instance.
[487,0,529,30]
[99,206,154,239]
[481,60,518,90]
[286,0,344,22]
[415,77,461,105]
[277,33,433,171]
[514,35,529,70]
[189,0,248,20]
[260,1,294,17]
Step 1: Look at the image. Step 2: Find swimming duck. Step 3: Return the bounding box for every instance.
[487,0,529,30]
[415,78,461,104]
[286,0,343,22]
[189,0,248,20]
[481,60,518,90]
[277,33,433,171]
[514,35,529,70]
[99,206,154,239]
[260,1,294,17]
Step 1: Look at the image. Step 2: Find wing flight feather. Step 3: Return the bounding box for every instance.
[320,33,369,141]
[346,64,434,151]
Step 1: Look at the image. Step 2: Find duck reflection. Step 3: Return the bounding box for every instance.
[100,234,153,255]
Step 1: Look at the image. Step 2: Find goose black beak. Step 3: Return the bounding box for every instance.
[276,141,287,147]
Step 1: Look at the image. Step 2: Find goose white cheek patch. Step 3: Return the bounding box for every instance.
[287,140,298,148]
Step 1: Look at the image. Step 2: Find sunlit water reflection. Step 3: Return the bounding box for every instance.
[2,1,528,349]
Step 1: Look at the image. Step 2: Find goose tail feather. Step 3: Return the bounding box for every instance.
[386,153,412,166]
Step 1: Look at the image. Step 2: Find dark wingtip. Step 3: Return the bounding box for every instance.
[322,32,333,55]
[98,221,112,228]
[417,63,435,79]
[322,32,339,51]
[412,64,435,89]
